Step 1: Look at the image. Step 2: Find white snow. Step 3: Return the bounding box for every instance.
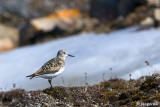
[0,26,160,91]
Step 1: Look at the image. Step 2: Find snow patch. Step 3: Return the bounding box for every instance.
[0,27,160,91]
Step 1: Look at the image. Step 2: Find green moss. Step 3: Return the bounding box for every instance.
[131,92,149,102]
[131,93,141,101]
[140,95,149,100]
[154,93,160,101]
[43,87,68,99]
[140,75,159,91]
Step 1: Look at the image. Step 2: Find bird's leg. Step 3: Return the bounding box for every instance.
[48,79,52,88]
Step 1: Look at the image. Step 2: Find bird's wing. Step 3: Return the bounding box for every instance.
[34,57,64,76]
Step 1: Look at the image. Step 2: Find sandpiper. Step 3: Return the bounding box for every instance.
[26,50,74,88]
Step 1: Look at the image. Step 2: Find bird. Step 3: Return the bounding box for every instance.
[26,50,74,88]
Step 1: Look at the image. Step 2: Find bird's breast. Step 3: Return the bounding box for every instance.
[56,67,65,75]
[39,67,65,79]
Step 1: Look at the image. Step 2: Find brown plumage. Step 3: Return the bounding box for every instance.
[26,57,65,79]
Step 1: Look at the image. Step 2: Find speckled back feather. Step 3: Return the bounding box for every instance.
[27,57,65,79]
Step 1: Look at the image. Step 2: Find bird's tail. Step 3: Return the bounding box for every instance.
[26,74,36,79]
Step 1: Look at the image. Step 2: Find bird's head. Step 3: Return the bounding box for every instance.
[57,50,75,59]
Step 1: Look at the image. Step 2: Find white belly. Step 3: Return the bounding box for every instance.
[39,67,65,79]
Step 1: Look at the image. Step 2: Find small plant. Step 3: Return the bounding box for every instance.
[145,60,159,74]
[110,67,113,79]
[103,72,106,81]
[129,73,132,81]
[84,72,88,86]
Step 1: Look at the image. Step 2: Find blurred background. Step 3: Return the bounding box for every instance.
[0,0,159,51]
[0,0,160,91]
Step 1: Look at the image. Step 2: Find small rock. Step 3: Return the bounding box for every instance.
[107,87,113,91]
[31,9,81,32]
[11,99,18,103]
[154,8,160,21]
[93,104,98,107]
[0,23,19,53]
[147,0,160,7]
[19,9,84,45]
[42,103,48,107]
[140,17,154,26]
[20,9,99,45]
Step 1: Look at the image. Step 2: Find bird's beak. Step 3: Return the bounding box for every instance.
[68,54,75,57]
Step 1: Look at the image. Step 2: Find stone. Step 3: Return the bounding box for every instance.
[31,9,81,32]
[140,16,154,26]
[0,0,89,19]
[42,103,49,107]
[0,24,19,53]
[20,9,84,45]
[154,8,160,21]
[147,0,160,7]
[0,0,90,29]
